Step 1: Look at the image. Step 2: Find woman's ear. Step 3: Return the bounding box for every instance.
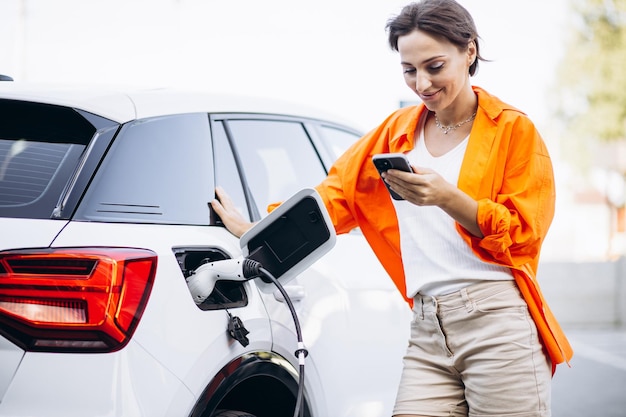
[467,40,477,66]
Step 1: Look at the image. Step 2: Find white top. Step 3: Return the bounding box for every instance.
[391,116,513,297]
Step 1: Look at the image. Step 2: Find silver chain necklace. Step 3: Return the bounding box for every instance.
[434,111,477,134]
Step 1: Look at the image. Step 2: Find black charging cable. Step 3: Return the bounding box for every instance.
[242,259,308,417]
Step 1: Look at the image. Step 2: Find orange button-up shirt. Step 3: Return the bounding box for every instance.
[315,86,573,370]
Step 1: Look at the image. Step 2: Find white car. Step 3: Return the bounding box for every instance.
[0,81,411,417]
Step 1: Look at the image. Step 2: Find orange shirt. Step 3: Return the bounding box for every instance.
[315,86,573,370]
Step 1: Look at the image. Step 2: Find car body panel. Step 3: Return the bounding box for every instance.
[0,337,22,404]
[48,222,273,383]
[0,342,195,417]
[0,218,68,250]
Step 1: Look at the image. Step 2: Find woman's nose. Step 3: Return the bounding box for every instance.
[415,73,431,92]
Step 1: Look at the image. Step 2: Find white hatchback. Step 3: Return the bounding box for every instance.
[0,82,411,417]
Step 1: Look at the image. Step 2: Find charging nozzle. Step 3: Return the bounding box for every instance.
[186,257,261,305]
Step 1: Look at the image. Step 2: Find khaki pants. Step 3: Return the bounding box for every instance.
[393,280,552,417]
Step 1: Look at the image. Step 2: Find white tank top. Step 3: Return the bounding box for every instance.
[391,118,513,297]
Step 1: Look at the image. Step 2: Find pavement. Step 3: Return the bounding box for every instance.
[552,326,626,417]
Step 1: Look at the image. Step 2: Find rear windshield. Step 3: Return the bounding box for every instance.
[0,100,96,219]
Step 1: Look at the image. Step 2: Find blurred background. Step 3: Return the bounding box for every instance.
[2,1,626,415]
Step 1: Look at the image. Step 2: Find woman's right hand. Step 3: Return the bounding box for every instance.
[211,186,255,238]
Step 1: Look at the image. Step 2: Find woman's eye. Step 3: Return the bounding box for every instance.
[429,63,444,72]
[403,67,416,74]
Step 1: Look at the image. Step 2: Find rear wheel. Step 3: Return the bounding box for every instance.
[212,410,257,417]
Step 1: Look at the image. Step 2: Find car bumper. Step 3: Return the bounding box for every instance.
[0,339,194,417]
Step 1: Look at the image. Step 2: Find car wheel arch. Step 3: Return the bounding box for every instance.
[189,351,311,417]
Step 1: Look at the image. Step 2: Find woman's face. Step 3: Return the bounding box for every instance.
[397,29,475,113]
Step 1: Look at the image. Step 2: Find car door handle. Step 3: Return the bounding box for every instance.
[273,285,306,302]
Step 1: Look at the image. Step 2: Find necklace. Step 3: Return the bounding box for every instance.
[434,111,477,134]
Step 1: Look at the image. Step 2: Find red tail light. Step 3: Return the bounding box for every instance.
[0,248,157,353]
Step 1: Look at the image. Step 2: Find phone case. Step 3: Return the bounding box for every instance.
[372,153,412,200]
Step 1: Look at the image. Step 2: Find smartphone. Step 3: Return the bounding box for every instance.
[372,153,413,200]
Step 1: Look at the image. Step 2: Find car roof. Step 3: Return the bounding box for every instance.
[0,82,353,126]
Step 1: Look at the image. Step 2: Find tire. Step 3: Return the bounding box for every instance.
[212,410,257,417]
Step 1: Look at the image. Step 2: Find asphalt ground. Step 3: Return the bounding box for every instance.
[552,327,626,417]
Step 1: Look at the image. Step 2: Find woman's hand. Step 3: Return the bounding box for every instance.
[382,166,483,238]
[382,166,452,207]
[211,186,255,238]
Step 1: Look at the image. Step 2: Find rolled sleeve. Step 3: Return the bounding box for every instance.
[477,199,514,257]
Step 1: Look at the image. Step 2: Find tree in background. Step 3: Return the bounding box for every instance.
[554,0,626,145]
[551,0,626,247]
[553,0,626,158]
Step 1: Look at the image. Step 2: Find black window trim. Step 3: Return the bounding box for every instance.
[53,123,120,219]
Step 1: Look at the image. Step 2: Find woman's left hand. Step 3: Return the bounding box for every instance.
[382,166,453,207]
[211,186,255,238]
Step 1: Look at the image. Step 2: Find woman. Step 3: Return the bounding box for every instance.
[213,1,572,415]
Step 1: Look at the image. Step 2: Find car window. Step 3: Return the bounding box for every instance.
[0,140,74,206]
[212,120,251,222]
[317,125,361,162]
[75,113,214,225]
[225,119,327,216]
[0,100,97,219]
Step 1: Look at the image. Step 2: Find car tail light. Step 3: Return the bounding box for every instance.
[0,248,157,353]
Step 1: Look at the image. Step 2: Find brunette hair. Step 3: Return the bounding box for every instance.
[386,0,485,75]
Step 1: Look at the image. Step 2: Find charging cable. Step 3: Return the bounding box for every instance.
[257,265,307,417]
